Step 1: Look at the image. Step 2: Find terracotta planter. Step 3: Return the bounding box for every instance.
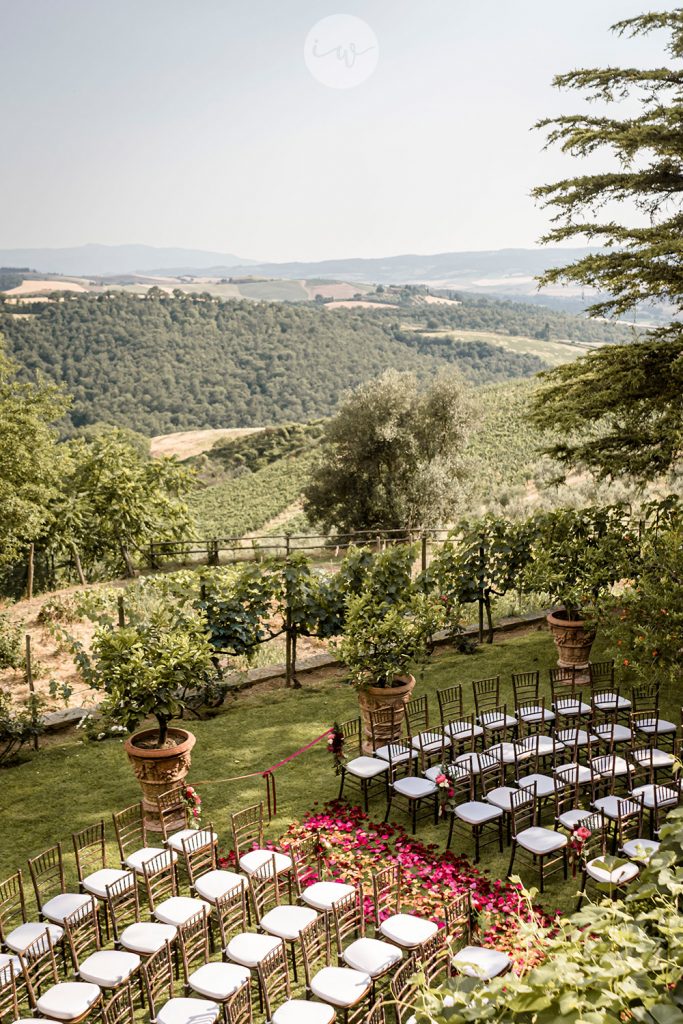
[357,674,416,756]
[546,609,596,683]
[124,727,196,833]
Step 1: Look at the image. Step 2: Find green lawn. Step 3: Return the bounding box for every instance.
[1,627,668,921]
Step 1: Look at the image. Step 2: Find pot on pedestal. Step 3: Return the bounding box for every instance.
[546,609,596,684]
[124,727,196,833]
[357,674,416,756]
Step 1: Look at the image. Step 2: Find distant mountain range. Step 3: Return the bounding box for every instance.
[0,244,595,296]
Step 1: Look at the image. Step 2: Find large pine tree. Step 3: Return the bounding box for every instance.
[531,11,683,480]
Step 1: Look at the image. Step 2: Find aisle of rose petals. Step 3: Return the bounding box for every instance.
[220,801,557,971]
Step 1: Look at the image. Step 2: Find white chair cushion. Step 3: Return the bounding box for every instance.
[622,838,660,862]
[310,965,371,1007]
[374,744,416,764]
[238,850,292,875]
[486,743,523,765]
[637,719,676,735]
[585,858,639,886]
[455,801,503,825]
[592,693,631,711]
[593,724,632,744]
[479,712,517,730]
[194,869,246,902]
[124,847,175,873]
[631,748,675,769]
[455,752,486,773]
[591,795,624,819]
[379,913,438,948]
[225,932,281,967]
[36,982,101,1021]
[78,950,140,987]
[120,922,177,955]
[393,777,437,799]
[557,808,591,830]
[554,763,593,786]
[167,829,218,853]
[485,787,517,811]
[0,952,21,973]
[344,756,389,779]
[272,1000,335,1024]
[445,720,484,741]
[516,827,567,855]
[4,921,64,954]
[156,996,220,1024]
[424,764,448,782]
[517,773,558,798]
[411,731,443,754]
[154,897,211,927]
[342,936,402,976]
[552,700,591,717]
[41,893,96,925]
[517,706,555,724]
[302,881,355,911]
[259,905,317,941]
[452,945,511,979]
[632,784,679,810]
[81,869,133,899]
[188,962,250,1000]
[524,735,565,756]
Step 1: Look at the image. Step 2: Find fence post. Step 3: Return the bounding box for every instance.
[117,595,126,628]
[207,539,219,567]
[149,542,158,571]
[26,543,35,602]
[478,535,485,644]
[421,533,428,573]
[25,635,39,751]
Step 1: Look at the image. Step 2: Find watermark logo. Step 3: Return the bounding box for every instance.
[304,14,378,90]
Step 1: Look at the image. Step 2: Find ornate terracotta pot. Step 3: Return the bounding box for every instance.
[546,609,596,683]
[357,674,416,756]
[124,727,196,833]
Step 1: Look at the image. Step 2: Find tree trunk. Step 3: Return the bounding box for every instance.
[70,541,86,586]
[291,628,302,689]
[485,594,494,644]
[156,716,168,747]
[26,543,34,601]
[119,541,137,578]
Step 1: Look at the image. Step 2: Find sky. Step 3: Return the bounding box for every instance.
[0,0,677,261]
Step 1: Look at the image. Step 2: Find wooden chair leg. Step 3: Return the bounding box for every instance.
[507,841,517,878]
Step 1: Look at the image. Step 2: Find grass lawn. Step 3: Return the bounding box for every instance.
[0,625,668,921]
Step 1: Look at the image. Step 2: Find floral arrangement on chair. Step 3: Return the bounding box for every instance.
[435,769,456,816]
[569,824,591,874]
[183,784,202,828]
[327,723,346,775]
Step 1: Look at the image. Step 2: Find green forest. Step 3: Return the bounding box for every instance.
[0,290,635,435]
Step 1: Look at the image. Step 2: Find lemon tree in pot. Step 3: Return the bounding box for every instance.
[336,590,443,755]
[79,617,218,831]
[525,505,636,677]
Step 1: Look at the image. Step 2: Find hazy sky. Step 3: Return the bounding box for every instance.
[0,0,676,261]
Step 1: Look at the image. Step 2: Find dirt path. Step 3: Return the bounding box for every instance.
[243,500,304,540]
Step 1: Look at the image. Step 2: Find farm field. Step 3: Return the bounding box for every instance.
[150,426,263,460]
[418,327,597,366]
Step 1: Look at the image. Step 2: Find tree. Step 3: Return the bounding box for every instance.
[530,11,683,480]
[0,343,68,570]
[303,370,472,532]
[59,429,195,577]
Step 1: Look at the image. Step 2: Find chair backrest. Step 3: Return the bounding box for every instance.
[372,864,401,928]
[72,820,107,882]
[589,753,618,795]
[654,778,683,816]
[64,901,100,972]
[391,955,418,1024]
[477,754,504,798]
[300,915,330,991]
[0,871,27,944]
[415,928,449,984]
[257,942,290,1022]
[553,691,586,728]
[179,910,210,982]
[225,979,252,1024]
[142,852,177,911]
[339,717,362,758]
[578,811,607,865]
[157,785,189,842]
[589,660,615,689]
[248,857,281,925]
[631,683,659,715]
[102,983,135,1024]
[28,844,65,910]
[142,942,174,1019]
[231,803,263,860]
[518,733,561,774]
[616,796,644,847]
[480,702,511,742]
[215,884,248,950]
[113,803,146,861]
[446,763,473,804]
[364,999,387,1024]
[19,932,60,1009]
[405,695,429,736]
[288,833,321,896]
[512,671,540,710]
[630,710,663,744]
[181,828,217,889]
[330,888,362,958]
[549,666,577,702]
[0,962,19,1024]
[443,889,470,941]
[105,872,140,942]
[369,705,404,752]
[554,776,582,822]
[510,786,536,837]
[437,684,463,726]
[472,676,500,717]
